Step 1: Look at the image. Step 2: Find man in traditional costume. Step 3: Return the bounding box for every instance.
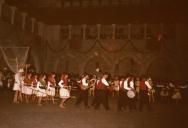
[138,77,152,111]
[75,74,90,108]
[94,73,110,110]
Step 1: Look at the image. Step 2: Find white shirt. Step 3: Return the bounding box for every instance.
[14,73,22,85]
[82,77,88,87]
[119,81,123,86]
[123,79,134,91]
[130,80,134,89]
[47,81,56,89]
[101,78,109,87]
[145,81,152,89]
[58,80,66,88]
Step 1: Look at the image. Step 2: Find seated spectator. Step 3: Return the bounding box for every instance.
[160,87,169,102]
[171,86,182,104]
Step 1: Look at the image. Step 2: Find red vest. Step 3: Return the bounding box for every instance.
[96,79,106,90]
[140,81,147,90]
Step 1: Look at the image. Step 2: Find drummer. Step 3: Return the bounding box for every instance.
[123,76,137,110]
[138,77,152,111]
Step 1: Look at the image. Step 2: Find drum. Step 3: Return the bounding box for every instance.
[127,90,136,98]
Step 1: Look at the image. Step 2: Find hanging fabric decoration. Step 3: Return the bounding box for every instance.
[0,47,29,73]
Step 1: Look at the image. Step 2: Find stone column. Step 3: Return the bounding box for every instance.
[37,21,45,37]
[21,12,27,30]
[10,6,17,24]
[31,17,36,33]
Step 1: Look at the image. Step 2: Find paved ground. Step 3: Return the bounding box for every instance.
[0,91,188,128]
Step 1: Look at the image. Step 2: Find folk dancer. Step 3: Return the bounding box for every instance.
[117,77,127,112]
[91,76,100,106]
[135,77,140,100]
[23,73,33,103]
[36,74,47,106]
[138,77,152,111]
[75,74,90,108]
[112,76,120,97]
[124,77,136,110]
[47,74,56,104]
[13,69,24,103]
[31,74,38,102]
[89,75,97,97]
[58,74,70,109]
[147,77,155,103]
[94,73,110,110]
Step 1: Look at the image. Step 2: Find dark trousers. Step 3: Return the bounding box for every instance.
[91,89,97,106]
[117,90,127,111]
[139,90,151,111]
[75,89,89,107]
[128,97,137,110]
[94,89,109,110]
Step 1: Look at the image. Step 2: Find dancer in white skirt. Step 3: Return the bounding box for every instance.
[58,74,70,109]
[13,69,24,103]
[31,74,38,102]
[37,74,47,106]
[47,73,56,104]
[23,73,33,103]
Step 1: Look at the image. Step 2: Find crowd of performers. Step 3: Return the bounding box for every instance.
[10,69,187,111]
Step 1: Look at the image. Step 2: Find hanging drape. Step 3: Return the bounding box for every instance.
[0,47,29,73]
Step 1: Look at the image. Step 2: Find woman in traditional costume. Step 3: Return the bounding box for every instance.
[23,73,33,103]
[58,74,70,109]
[47,73,56,104]
[37,74,47,106]
[13,69,24,103]
[31,74,38,102]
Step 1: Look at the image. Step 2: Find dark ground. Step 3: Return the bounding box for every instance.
[0,91,188,128]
